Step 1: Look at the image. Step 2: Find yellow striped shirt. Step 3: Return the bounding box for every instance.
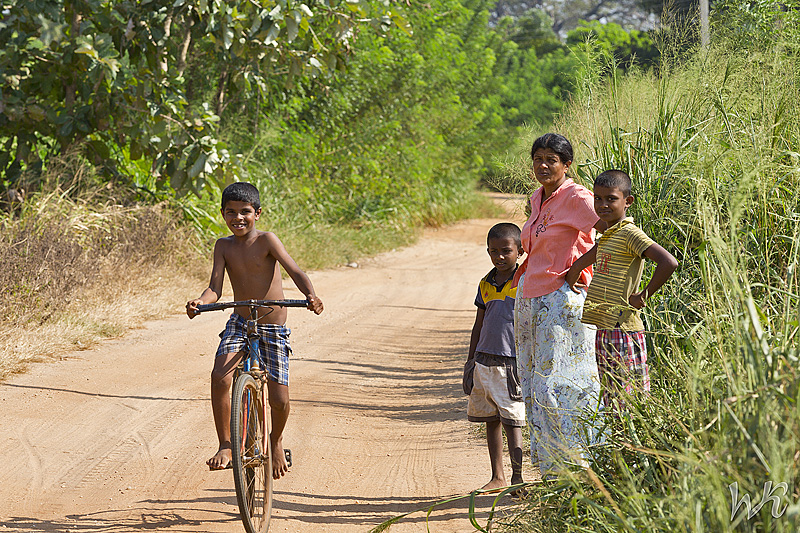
[581,218,654,331]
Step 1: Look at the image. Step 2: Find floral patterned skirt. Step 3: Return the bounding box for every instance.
[513,274,601,477]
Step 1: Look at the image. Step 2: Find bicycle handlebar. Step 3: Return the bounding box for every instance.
[195,299,310,314]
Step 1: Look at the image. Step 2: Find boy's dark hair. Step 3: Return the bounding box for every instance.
[221,182,261,211]
[594,169,632,196]
[530,133,573,164]
[487,223,522,247]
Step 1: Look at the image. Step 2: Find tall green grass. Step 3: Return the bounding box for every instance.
[239,151,498,269]
[496,15,800,533]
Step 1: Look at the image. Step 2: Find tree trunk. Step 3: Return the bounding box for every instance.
[215,64,229,116]
[176,18,194,77]
[158,11,174,76]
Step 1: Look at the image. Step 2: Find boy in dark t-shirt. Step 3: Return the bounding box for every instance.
[463,223,525,491]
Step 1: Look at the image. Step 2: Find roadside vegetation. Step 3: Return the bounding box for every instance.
[492,3,800,531]
[0,0,651,376]
[0,155,203,378]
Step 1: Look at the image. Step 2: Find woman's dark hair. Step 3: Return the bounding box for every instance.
[530,133,574,164]
[221,182,261,211]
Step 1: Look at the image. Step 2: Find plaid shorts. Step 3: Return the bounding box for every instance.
[216,314,292,386]
[595,328,650,407]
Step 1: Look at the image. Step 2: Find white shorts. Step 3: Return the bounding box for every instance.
[467,354,525,426]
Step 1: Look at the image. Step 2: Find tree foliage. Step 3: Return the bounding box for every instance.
[1,0,670,236]
[225,0,502,224]
[0,0,400,193]
[567,20,659,70]
[217,0,589,225]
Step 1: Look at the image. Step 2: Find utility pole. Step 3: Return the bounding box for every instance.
[700,0,710,47]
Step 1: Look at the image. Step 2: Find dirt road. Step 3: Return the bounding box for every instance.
[0,200,536,532]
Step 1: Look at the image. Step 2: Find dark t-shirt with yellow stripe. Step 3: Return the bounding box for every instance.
[581,218,654,331]
[474,266,517,357]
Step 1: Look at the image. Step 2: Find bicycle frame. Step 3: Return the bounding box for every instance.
[193,298,308,533]
[242,312,262,374]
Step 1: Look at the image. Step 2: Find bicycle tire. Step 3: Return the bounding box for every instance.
[231,373,273,533]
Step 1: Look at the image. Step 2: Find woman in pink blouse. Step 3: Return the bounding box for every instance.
[512,133,605,478]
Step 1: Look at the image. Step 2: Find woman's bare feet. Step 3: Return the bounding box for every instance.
[271,437,289,479]
[207,444,232,470]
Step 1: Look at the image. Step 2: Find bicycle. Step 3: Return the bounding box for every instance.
[193,298,309,533]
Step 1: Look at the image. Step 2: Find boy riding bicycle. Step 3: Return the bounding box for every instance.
[186,182,323,478]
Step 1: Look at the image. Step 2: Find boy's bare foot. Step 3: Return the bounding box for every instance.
[479,478,507,492]
[271,437,289,479]
[207,445,232,470]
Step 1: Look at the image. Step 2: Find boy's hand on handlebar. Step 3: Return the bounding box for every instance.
[307,295,324,315]
[186,299,203,318]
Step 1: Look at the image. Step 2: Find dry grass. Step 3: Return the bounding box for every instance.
[0,180,205,380]
[0,265,200,377]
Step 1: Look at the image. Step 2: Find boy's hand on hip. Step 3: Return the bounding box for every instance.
[307,295,324,315]
[628,292,646,309]
[565,268,585,293]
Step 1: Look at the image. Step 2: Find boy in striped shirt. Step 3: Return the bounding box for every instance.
[565,170,678,412]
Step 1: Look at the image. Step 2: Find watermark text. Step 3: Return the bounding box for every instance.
[729,481,788,521]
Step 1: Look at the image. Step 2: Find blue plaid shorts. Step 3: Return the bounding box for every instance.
[216,314,292,385]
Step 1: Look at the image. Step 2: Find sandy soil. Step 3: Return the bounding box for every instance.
[0,197,537,533]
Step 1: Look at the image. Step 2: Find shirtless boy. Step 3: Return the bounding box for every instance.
[186,182,323,478]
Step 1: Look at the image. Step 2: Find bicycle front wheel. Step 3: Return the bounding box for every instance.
[230,373,273,533]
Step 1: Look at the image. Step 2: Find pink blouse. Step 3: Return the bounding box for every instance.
[513,178,599,298]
